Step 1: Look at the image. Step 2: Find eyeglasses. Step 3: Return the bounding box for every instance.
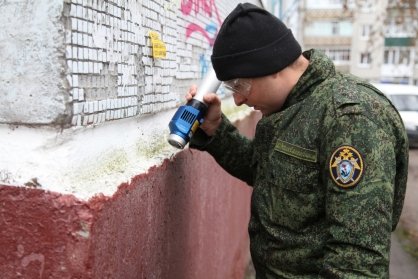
[223,78,252,97]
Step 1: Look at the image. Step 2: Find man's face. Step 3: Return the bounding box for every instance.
[227,72,292,116]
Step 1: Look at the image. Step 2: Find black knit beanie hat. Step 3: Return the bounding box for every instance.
[211,3,302,81]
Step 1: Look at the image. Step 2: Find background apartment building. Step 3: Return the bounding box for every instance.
[267,0,418,85]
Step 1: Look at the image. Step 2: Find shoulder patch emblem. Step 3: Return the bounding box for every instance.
[329,145,364,189]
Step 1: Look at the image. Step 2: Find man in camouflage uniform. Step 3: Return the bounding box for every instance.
[187,3,409,278]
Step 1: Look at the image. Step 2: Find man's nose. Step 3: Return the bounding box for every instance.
[233,92,246,106]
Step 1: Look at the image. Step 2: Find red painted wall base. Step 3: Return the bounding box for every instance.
[0,112,261,279]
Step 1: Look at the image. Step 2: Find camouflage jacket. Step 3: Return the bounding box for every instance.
[190,49,409,278]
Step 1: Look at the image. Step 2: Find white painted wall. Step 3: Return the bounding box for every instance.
[0,98,250,200]
[0,0,69,125]
[0,109,177,199]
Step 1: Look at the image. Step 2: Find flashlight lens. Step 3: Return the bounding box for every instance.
[168,133,187,149]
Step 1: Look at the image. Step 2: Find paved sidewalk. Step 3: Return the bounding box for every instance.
[390,148,418,278]
[390,233,418,278]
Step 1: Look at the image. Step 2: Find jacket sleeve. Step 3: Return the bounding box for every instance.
[319,112,396,278]
[189,114,257,186]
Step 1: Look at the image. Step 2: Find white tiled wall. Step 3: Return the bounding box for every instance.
[64,0,250,127]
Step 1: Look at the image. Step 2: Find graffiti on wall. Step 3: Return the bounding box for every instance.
[181,0,222,46]
[179,0,223,76]
[199,53,209,76]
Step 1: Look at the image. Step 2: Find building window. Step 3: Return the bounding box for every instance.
[388,0,415,8]
[319,48,351,65]
[385,18,415,37]
[331,21,339,35]
[384,49,395,64]
[329,0,343,6]
[359,0,373,12]
[384,48,411,65]
[360,52,371,65]
[399,49,410,64]
[361,24,371,38]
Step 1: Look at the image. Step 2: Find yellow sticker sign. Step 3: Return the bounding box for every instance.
[149,31,166,59]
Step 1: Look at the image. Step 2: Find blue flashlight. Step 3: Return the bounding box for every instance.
[168,68,221,149]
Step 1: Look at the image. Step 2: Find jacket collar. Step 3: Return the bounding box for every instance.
[281,49,336,110]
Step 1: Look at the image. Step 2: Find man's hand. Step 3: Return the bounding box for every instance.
[186,85,222,136]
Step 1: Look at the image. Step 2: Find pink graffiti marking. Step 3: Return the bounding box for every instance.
[185,24,215,45]
[181,0,222,46]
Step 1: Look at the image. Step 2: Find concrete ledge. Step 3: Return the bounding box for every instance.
[0,111,261,278]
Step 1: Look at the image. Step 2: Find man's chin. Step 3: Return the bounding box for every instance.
[251,106,269,116]
[260,109,274,117]
[254,107,266,115]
